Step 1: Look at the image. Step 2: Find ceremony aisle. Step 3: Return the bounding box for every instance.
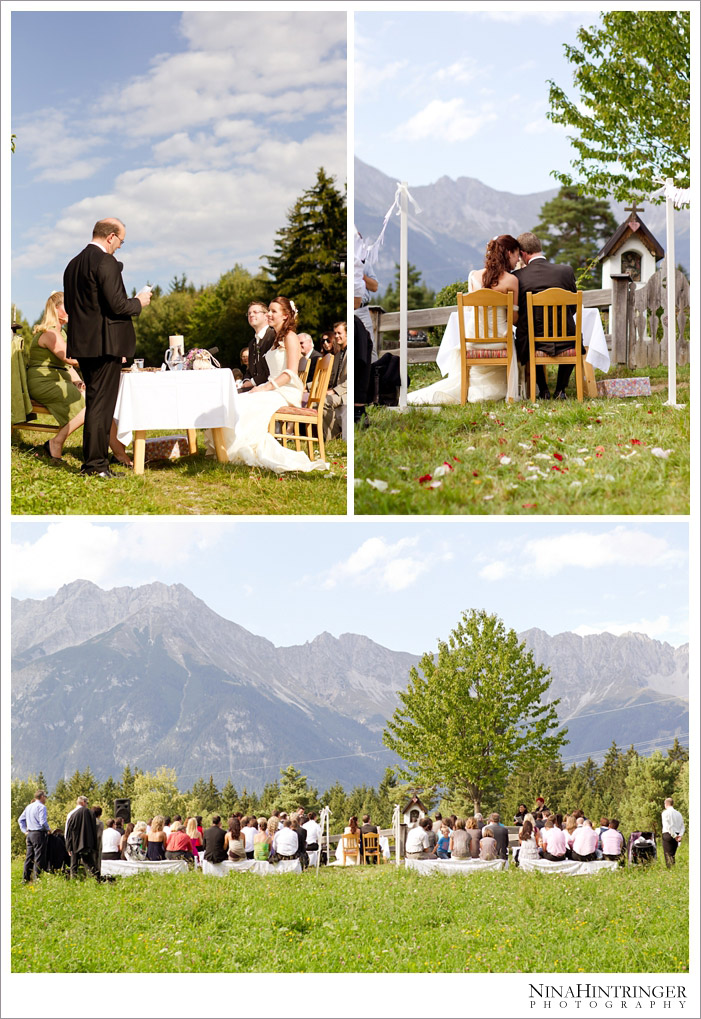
[354,365,689,516]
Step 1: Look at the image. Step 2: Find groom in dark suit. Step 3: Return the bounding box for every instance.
[63,218,150,476]
[514,231,578,399]
[241,300,276,391]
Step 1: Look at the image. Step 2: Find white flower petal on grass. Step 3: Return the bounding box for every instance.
[483,494,494,500]
[366,479,388,491]
[465,446,476,451]
[398,466,410,471]
[534,453,551,460]
[578,447,588,453]
[605,474,615,481]
[518,442,531,449]
[620,451,637,460]
[433,465,449,478]
[427,480,442,489]
[651,447,673,459]
[571,457,586,466]
[498,455,511,465]
[570,481,583,488]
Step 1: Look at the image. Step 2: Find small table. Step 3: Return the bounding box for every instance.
[113,369,239,475]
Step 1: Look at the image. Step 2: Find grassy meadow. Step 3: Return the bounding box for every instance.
[10,426,347,516]
[11,854,687,973]
[354,365,689,515]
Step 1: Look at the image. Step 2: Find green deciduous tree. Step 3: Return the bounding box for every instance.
[265,168,346,336]
[533,187,617,287]
[383,610,567,813]
[131,767,185,822]
[548,11,690,201]
[185,264,272,367]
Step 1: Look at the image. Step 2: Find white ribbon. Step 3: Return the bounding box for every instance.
[355,183,422,267]
[652,178,691,208]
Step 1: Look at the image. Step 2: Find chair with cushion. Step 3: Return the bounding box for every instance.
[457,289,514,405]
[361,832,382,865]
[341,832,361,865]
[526,288,584,402]
[268,352,333,464]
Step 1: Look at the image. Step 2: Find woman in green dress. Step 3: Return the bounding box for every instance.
[27,292,131,463]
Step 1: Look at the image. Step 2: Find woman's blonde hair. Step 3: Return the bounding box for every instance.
[33,292,64,335]
[150,815,165,833]
[186,818,198,838]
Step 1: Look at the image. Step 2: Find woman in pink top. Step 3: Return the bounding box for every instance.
[601,819,624,861]
[571,820,599,861]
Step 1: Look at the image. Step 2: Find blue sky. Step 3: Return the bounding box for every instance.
[11,520,689,651]
[9,10,346,322]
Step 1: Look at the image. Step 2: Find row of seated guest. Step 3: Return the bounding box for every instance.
[517,813,626,862]
[406,814,510,862]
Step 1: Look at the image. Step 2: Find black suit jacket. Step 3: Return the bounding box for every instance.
[487,824,509,861]
[514,257,577,362]
[246,326,276,386]
[63,244,143,359]
[202,825,227,863]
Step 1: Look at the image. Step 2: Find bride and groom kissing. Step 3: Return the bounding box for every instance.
[408,231,579,406]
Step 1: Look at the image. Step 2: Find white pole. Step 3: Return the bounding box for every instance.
[392,803,401,865]
[664,177,677,406]
[399,182,408,408]
[317,805,330,874]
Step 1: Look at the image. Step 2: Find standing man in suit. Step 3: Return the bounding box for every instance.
[63,218,150,477]
[514,231,578,400]
[241,300,276,391]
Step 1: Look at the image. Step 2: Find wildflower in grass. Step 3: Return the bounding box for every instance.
[418,474,432,484]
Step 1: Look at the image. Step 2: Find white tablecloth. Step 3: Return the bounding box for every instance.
[518,859,619,876]
[201,858,302,877]
[100,859,189,876]
[113,369,240,445]
[437,307,609,377]
[404,858,507,875]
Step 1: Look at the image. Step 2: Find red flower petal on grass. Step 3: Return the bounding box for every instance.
[551,465,562,472]
[553,452,564,461]
[418,474,432,484]
[443,461,454,470]
[452,457,461,462]
[472,471,479,477]
[522,503,537,509]
[631,439,643,445]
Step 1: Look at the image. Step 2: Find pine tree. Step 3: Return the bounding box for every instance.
[264,168,346,336]
[619,751,677,834]
[321,781,348,826]
[99,777,120,813]
[533,187,617,287]
[562,758,600,818]
[219,779,239,817]
[381,263,436,312]
[278,765,318,813]
[120,765,137,799]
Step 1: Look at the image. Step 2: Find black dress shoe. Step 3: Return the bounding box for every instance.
[553,391,568,400]
[538,389,551,400]
[80,468,119,478]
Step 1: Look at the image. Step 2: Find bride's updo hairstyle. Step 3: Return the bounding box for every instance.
[272,295,298,347]
[482,234,519,290]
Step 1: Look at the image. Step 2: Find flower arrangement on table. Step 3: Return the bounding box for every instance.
[182,348,221,370]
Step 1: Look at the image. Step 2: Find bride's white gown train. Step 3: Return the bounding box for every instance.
[206,347,329,473]
[407,270,510,405]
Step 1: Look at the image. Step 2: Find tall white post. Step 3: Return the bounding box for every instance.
[392,803,401,864]
[665,177,677,406]
[399,182,408,408]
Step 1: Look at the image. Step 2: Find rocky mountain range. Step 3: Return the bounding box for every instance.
[354,157,691,292]
[11,581,688,789]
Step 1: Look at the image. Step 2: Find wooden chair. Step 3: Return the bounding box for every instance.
[298,357,310,386]
[341,832,361,865]
[12,400,61,435]
[526,288,585,402]
[268,352,333,463]
[457,289,514,405]
[361,832,382,865]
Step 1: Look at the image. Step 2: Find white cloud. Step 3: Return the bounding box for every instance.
[479,561,511,582]
[433,59,478,85]
[11,522,222,598]
[355,58,409,96]
[392,98,496,143]
[322,536,430,592]
[572,615,688,642]
[483,12,568,24]
[523,527,685,579]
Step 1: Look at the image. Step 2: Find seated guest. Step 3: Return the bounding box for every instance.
[432,812,443,833]
[243,816,258,860]
[487,813,509,860]
[101,819,122,860]
[267,816,280,839]
[405,818,433,859]
[424,818,438,853]
[125,822,147,861]
[320,332,334,354]
[449,818,469,859]
[165,821,194,864]
[186,817,202,860]
[92,806,104,847]
[571,819,599,862]
[465,817,481,858]
[513,804,528,826]
[540,818,567,861]
[146,816,167,861]
[202,816,227,864]
[479,828,497,860]
[254,819,272,862]
[564,815,578,855]
[163,816,172,837]
[517,820,540,864]
[298,333,321,384]
[435,824,451,859]
[303,810,322,854]
[596,817,610,850]
[472,812,483,837]
[119,822,134,859]
[534,811,545,831]
[601,819,624,861]
[272,819,299,861]
[292,817,308,868]
[323,321,347,441]
[224,818,247,862]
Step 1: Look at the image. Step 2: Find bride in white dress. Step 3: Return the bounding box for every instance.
[208,296,329,473]
[408,234,521,405]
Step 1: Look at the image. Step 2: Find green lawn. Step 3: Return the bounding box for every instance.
[11,856,688,973]
[10,426,347,515]
[355,365,689,515]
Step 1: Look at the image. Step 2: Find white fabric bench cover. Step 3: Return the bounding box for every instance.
[518,859,619,875]
[201,859,302,877]
[404,858,507,875]
[100,859,189,876]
